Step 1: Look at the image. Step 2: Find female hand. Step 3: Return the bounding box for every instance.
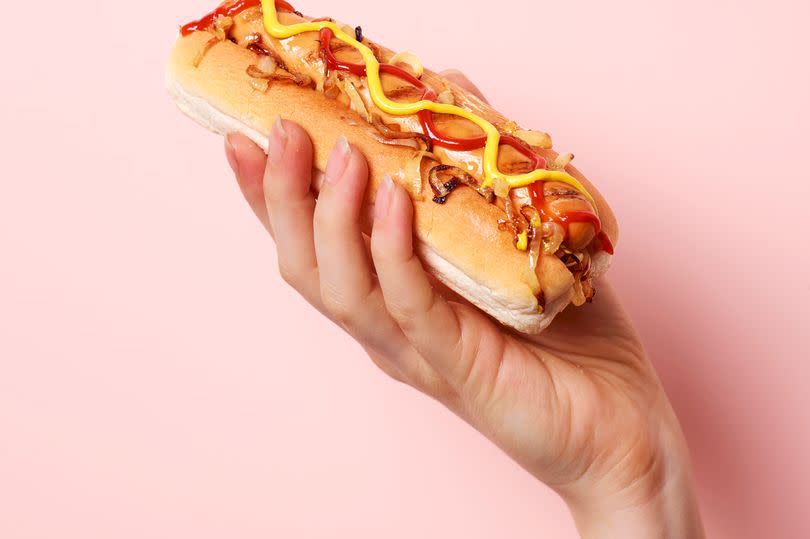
[224,71,704,538]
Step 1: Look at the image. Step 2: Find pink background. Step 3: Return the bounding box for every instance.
[2,0,808,537]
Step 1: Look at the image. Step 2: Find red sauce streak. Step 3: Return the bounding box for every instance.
[319,28,544,168]
[597,231,614,254]
[179,4,611,255]
[181,0,298,36]
[529,182,614,254]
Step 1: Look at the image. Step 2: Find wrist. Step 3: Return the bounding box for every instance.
[563,449,704,539]
[560,407,704,539]
[566,484,704,539]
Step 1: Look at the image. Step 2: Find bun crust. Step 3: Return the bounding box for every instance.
[167,30,617,333]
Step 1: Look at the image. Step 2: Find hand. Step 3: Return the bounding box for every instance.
[224,70,704,538]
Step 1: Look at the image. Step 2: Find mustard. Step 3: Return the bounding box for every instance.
[260,0,597,240]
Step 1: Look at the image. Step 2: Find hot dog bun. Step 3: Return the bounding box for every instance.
[167,16,617,333]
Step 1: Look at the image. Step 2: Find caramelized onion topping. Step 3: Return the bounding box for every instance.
[388,51,424,78]
[581,277,595,304]
[541,222,565,255]
[553,152,574,169]
[536,289,546,314]
[560,250,594,305]
[528,232,542,273]
[367,42,382,61]
[247,64,312,87]
[246,65,270,78]
[250,78,270,92]
[276,70,313,86]
[430,165,494,204]
[558,250,591,276]
[211,8,605,287]
[370,115,432,150]
[369,133,420,150]
[404,150,440,195]
[501,196,528,235]
[320,72,341,98]
[212,15,233,40]
[384,85,426,101]
[497,197,531,247]
[240,32,261,47]
[247,41,273,56]
[342,79,371,122]
[515,129,553,149]
[520,204,542,228]
[256,55,278,74]
[436,89,454,105]
[572,279,587,307]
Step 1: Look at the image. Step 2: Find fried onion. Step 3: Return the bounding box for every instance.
[370,115,432,150]
[429,165,494,204]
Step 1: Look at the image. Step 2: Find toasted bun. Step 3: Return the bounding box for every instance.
[167,30,617,333]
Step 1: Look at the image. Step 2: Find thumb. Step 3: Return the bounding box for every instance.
[225,133,273,234]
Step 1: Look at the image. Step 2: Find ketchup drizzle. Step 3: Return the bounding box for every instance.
[181,0,298,36]
[320,29,544,167]
[529,182,614,254]
[179,1,614,255]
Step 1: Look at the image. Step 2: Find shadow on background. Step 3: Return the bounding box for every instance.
[613,251,774,538]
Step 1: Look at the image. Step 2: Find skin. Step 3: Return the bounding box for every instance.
[224,71,705,538]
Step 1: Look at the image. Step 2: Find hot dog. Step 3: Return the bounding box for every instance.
[166,0,619,333]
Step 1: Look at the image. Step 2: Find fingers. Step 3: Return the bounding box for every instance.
[440,69,490,105]
[370,178,472,381]
[262,117,322,305]
[312,139,414,356]
[226,133,272,233]
[313,137,373,313]
[226,121,453,395]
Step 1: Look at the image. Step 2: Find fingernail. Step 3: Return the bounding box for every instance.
[267,116,287,163]
[374,175,394,221]
[324,136,350,184]
[225,134,239,175]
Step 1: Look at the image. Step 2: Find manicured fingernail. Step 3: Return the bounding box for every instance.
[374,175,394,221]
[267,116,287,163]
[324,136,350,184]
[225,134,239,174]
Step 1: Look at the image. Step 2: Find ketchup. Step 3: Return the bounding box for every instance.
[320,28,545,168]
[180,2,613,255]
[321,25,614,253]
[181,0,298,36]
[529,182,614,254]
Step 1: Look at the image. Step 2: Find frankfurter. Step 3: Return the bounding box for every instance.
[166,0,619,333]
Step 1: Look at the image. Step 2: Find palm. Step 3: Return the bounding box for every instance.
[424,281,671,502]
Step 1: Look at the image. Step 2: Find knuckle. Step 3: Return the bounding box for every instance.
[365,348,412,387]
[418,374,454,402]
[369,233,391,262]
[387,295,431,328]
[381,365,408,385]
[263,172,287,206]
[387,303,416,325]
[277,261,303,288]
[311,205,332,230]
[319,287,356,325]
[313,200,347,232]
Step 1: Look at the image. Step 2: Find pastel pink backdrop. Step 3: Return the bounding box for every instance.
[1,0,808,537]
